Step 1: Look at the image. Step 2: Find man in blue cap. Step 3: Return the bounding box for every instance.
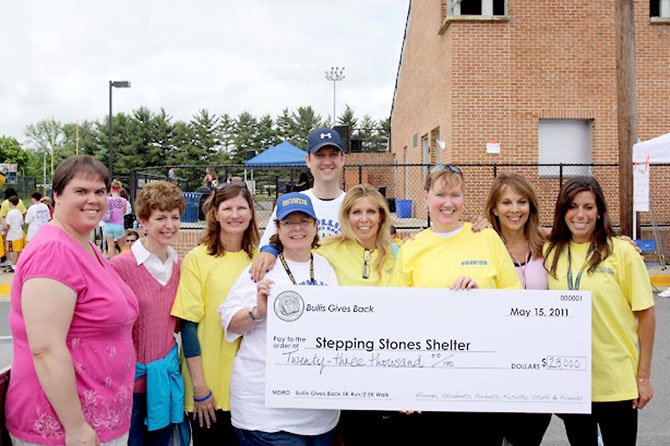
[252,127,346,278]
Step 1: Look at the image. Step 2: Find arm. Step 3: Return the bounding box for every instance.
[633,306,655,409]
[181,320,216,428]
[25,206,35,224]
[225,279,272,335]
[22,278,100,446]
[249,251,277,282]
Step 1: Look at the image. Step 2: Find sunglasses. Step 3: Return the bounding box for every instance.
[362,249,372,279]
[213,180,248,206]
[429,164,463,177]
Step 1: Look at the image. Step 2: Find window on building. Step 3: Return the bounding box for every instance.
[431,127,441,165]
[538,119,593,178]
[650,0,670,17]
[447,0,506,16]
[412,133,419,148]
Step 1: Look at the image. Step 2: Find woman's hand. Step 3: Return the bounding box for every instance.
[634,379,653,409]
[65,422,100,446]
[250,252,278,282]
[192,386,217,428]
[471,216,492,232]
[256,279,274,318]
[449,276,479,290]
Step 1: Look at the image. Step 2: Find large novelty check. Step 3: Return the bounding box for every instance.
[266,286,591,414]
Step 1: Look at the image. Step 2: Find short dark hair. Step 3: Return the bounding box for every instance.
[52,155,110,195]
[31,191,43,201]
[8,196,19,206]
[4,188,17,200]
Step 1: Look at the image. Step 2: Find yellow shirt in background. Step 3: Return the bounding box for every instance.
[545,238,654,401]
[171,244,254,411]
[0,198,26,217]
[390,223,522,290]
[317,238,394,287]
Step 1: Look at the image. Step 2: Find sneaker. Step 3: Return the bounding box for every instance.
[4,266,14,273]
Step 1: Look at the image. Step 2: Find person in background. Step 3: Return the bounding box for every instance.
[390,164,522,445]
[120,229,140,255]
[102,179,129,258]
[219,192,339,446]
[40,196,54,219]
[25,191,52,243]
[171,183,259,445]
[544,176,655,446]
[0,187,27,267]
[6,155,138,445]
[111,181,188,446]
[202,167,218,190]
[5,195,24,272]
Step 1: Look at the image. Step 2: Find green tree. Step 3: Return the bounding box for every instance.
[358,115,377,151]
[275,108,296,142]
[257,114,279,151]
[337,104,358,129]
[0,136,35,175]
[190,109,221,163]
[24,117,64,176]
[291,106,322,149]
[218,113,237,159]
[231,112,259,164]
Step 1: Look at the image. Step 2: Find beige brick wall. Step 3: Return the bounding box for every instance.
[391,0,670,226]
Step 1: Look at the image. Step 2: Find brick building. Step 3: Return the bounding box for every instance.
[390,0,670,225]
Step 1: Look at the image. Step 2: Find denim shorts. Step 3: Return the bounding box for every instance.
[103,222,125,240]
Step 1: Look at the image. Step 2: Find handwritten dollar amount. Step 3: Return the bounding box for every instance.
[542,356,587,371]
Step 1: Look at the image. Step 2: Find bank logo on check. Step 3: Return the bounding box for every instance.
[274,291,305,322]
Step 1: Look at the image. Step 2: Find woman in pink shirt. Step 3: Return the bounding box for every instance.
[6,155,139,446]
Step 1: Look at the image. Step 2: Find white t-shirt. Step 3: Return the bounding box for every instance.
[25,203,50,241]
[260,189,345,247]
[6,208,23,241]
[219,253,339,435]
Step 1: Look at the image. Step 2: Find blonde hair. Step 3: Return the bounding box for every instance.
[322,184,393,276]
[424,168,464,192]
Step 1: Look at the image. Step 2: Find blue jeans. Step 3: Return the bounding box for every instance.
[234,427,335,446]
[129,392,175,446]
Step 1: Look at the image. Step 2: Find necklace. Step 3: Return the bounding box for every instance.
[279,253,315,285]
[504,238,531,289]
[567,243,595,290]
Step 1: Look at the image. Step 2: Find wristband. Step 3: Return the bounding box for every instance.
[260,245,279,257]
[249,306,264,323]
[637,378,651,382]
[194,390,212,402]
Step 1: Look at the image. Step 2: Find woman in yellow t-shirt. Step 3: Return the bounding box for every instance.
[390,165,521,445]
[317,183,395,445]
[170,183,259,445]
[544,176,655,446]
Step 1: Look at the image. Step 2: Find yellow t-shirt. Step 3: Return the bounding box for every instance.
[171,244,253,411]
[0,199,27,217]
[316,239,394,287]
[544,238,654,401]
[390,223,522,290]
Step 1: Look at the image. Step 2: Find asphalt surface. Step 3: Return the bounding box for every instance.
[1,292,668,444]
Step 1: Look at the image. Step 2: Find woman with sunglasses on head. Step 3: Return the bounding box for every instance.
[170,182,259,446]
[390,164,522,445]
[544,176,655,446]
[219,192,339,446]
[110,181,187,446]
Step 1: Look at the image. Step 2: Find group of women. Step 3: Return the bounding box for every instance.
[6,154,654,446]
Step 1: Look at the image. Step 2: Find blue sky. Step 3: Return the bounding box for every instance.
[0,0,409,144]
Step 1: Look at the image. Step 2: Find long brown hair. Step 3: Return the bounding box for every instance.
[321,184,392,276]
[545,176,615,278]
[201,183,259,258]
[485,173,545,258]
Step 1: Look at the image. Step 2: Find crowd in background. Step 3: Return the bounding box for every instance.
[3,125,655,446]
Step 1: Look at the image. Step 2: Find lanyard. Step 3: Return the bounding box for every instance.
[279,253,315,285]
[567,243,595,291]
[504,239,531,289]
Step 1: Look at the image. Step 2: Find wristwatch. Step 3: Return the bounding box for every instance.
[248,306,264,323]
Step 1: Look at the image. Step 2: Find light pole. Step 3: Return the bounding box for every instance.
[324,67,345,128]
[108,80,131,177]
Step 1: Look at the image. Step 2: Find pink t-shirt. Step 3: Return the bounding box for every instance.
[103,196,128,226]
[516,256,548,290]
[6,224,139,445]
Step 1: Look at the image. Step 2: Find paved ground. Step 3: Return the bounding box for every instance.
[1,275,668,444]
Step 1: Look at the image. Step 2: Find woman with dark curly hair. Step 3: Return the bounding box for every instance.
[170,182,259,445]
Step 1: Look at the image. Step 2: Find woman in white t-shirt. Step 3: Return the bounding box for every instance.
[219,192,339,446]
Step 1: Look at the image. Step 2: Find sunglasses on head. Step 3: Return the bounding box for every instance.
[429,164,463,176]
[213,181,248,206]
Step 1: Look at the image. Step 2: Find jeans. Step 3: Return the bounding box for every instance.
[234,427,336,446]
[129,392,175,446]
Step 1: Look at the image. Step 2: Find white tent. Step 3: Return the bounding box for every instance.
[633,132,670,163]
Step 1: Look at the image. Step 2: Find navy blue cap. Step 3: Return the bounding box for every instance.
[276,192,317,220]
[307,127,345,154]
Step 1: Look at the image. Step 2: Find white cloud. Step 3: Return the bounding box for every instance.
[0,0,408,144]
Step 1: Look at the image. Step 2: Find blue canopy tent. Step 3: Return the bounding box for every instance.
[244,141,307,195]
